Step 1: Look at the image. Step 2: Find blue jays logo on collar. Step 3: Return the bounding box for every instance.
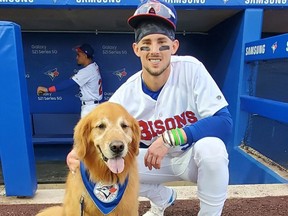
[94,182,119,203]
[80,162,129,215]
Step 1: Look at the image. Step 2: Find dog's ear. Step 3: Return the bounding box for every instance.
[73,116,92,159]
[131,117,141,156]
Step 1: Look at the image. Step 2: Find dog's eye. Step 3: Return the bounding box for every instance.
[96,123,106,129]
[120,122,129,129]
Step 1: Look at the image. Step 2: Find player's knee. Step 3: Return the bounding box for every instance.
[193,137,228,165]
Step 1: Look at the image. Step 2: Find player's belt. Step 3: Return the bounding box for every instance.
[82,100,100,105]
[140,142,149,149]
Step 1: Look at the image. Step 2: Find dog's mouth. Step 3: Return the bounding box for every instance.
[97,145,125,174]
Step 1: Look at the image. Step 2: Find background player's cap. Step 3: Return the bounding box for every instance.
[128,0,177,31]
[74,43,94,58]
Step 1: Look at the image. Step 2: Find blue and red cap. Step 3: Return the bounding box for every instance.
[128,0,177,31]
[74,43,94,58]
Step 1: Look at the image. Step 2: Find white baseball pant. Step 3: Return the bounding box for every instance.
[138,137,229,216]
[81,104,98,118]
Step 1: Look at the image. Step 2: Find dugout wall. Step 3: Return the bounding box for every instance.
[0,1,287,196]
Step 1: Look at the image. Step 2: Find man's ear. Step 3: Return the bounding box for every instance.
[171,39,179,55]
[133,42,141,57]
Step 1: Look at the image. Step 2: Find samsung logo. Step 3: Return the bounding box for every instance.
[245,44,266,56]
[166,0,206,3]
[245,0,287,4]
[0,0,33,2]
[76,0,121,3]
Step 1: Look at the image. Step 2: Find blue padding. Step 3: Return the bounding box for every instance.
[0,22,37,196]
[245,33,288,61]
[229,147,287,184]
[240,95,288,124]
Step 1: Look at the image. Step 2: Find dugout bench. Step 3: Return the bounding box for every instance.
[31,113,80,145]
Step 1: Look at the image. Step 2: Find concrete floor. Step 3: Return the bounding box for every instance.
[1,183,288,205]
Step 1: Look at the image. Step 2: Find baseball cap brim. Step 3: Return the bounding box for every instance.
[128,14,176,30]
[73,46,84,53]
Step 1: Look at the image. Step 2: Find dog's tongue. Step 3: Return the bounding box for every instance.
[107,158,124,174]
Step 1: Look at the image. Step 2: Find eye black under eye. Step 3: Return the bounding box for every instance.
[140,46,150,51]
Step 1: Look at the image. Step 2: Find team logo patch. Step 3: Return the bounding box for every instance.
[44,68,59,81]
[113,68,127,80]
[147,0,161,13]
[94,182,119,203]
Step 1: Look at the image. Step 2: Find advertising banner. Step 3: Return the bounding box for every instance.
[245,33,288,61]
[0,0,287,9]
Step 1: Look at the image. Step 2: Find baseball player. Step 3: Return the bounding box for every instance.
[37,43,103,118]
[67,1,232,215]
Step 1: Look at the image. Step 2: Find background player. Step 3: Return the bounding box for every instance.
[67,1,233,215]
[37,43,103,118]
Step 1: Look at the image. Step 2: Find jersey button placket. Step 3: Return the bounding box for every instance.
[155,102,162,118]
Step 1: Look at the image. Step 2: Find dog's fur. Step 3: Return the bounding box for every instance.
[36,102,140,216]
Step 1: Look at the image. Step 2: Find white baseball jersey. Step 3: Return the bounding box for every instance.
[110,55,229,214]
[109,55,228,147]
[72,62,103,102]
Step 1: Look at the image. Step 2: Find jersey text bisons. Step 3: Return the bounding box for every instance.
[139,111,198,140]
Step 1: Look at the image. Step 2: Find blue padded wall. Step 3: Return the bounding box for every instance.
[0,22,37,196]
[205,9,264,152]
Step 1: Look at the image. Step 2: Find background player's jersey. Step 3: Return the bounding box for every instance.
[109,55,228,146]
[72,62,103,102]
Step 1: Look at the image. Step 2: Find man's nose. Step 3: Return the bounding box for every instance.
[150,44,160,53]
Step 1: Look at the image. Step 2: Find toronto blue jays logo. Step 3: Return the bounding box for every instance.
[271,42,278,53]
[94,182,119,203]
[113,68,127,81]
[44,68,59,81]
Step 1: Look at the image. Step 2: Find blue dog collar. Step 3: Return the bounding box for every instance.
[80,162,129,215]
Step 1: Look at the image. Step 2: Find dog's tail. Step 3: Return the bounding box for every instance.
[36,206,63,216]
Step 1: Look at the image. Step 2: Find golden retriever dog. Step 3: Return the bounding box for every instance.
[36,102,140,216]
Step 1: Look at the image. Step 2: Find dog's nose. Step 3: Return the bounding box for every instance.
[110,141,124,154]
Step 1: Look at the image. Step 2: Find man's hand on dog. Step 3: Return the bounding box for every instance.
[66,149,80,174]
[37,86,48,95]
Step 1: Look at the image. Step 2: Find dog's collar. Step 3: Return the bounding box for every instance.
[80,162,129,215]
